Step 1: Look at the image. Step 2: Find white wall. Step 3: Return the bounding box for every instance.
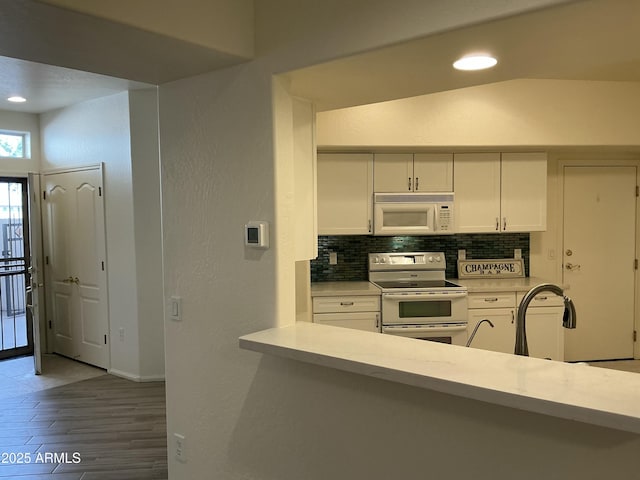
[40,91,164,380]
[129,88,165,380]
[0,110,41,175]
[158,2,640,480]
[316,79,640,148]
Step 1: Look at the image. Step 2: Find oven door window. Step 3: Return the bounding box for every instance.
[398,300,451,318]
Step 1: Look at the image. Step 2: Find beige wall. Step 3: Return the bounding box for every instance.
[317,79,640,148]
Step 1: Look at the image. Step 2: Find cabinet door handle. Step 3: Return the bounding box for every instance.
[484,297,499,302]
[495,217,499,231]
[408,177,412,191]
[511,310,515,324]
[415,177,419,191]
[503,217,507,230]
[340,301,354,306]
[375,313,380,329]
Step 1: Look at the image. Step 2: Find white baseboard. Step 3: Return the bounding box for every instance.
[108,368,165,382]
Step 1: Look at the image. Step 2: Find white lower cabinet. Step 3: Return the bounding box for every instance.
[467,291,565,360]
[312,295,381,332]
[517,292,564,361]
[313,312,380,332]
[467,307,516,354]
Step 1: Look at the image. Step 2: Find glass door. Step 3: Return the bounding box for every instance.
[0,178,32,360]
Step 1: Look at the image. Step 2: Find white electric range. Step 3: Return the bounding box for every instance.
[369,252,468,345]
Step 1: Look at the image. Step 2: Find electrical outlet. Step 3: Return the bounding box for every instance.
[329,251,338,265]
[514,249,522,259]
[174,433,186,463]
[458,249,466,260]
[119,327,124,341]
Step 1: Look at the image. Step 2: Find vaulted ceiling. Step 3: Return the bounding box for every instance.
[0,0,638,114]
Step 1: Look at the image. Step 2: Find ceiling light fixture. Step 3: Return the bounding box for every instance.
[7,96,27,103]
[453,55,497,71]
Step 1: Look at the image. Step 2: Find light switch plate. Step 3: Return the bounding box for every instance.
[170,296,182,321]
[514,249,522,259]
[458,249,466,260]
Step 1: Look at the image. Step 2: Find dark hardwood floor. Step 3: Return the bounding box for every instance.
[0,375,167,479]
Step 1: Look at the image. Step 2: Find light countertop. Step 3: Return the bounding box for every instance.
[311,281,381,297]
[311,278,562,295]
[455,276,564,293]
[239,322,640,435]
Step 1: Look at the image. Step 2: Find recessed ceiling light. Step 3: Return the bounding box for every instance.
[7,96,27,103]
[453,55,497,71]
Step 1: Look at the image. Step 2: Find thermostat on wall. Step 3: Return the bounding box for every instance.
[245,221,269,248]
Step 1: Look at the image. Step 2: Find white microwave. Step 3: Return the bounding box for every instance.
[373,192,455,235]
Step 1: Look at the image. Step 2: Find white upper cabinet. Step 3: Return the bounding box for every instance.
[454,152,547,233]
[317,153,373,235]
[500,153,547,232]
[413,153,454,191]
[454,153,502,233]
[373,153,413,192]
[374,153,453,192]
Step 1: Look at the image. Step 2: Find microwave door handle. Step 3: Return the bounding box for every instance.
[432,205,438,232]
[383,292,468,300]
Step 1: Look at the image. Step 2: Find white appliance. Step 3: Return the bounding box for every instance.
[369,252,468,346]
[373,192,454,236]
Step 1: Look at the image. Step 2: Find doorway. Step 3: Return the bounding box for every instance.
[0,177,32,360]
[562,164,637,361]
[42,166,109,369]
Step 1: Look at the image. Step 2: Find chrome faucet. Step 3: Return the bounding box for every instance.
[515,283,577,356]
[466,319,494,347]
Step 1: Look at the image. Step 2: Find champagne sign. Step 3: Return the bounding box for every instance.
[457,259,524,278]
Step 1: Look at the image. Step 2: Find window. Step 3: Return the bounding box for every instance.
[0,131,29,159]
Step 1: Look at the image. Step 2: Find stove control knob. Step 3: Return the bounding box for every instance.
[436,256,442,262]
[373,256,379,264]
[428,256,434,262]
[380,257,386,263]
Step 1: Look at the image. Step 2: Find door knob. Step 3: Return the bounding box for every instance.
[566,249,573,256]
[565,262,581,271]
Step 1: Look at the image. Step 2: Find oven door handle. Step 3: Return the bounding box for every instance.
[383,324,468,333]
[383,292,467,300]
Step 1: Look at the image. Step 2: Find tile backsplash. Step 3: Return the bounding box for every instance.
[311,233,529,282]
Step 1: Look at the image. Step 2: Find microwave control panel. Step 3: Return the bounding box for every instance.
[437,204,454,232]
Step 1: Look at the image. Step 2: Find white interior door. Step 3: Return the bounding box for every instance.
[27,173,44,374]
[43,166,109,369]
[563,165,636,361]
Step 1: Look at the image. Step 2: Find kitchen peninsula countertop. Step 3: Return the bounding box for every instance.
[311,281,381,297]
[239,322,640,435]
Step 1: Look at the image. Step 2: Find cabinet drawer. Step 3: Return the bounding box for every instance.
[313,312,381,332]
[468,292,516,309]
[312,295,380,313]
[516,292,564,307]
